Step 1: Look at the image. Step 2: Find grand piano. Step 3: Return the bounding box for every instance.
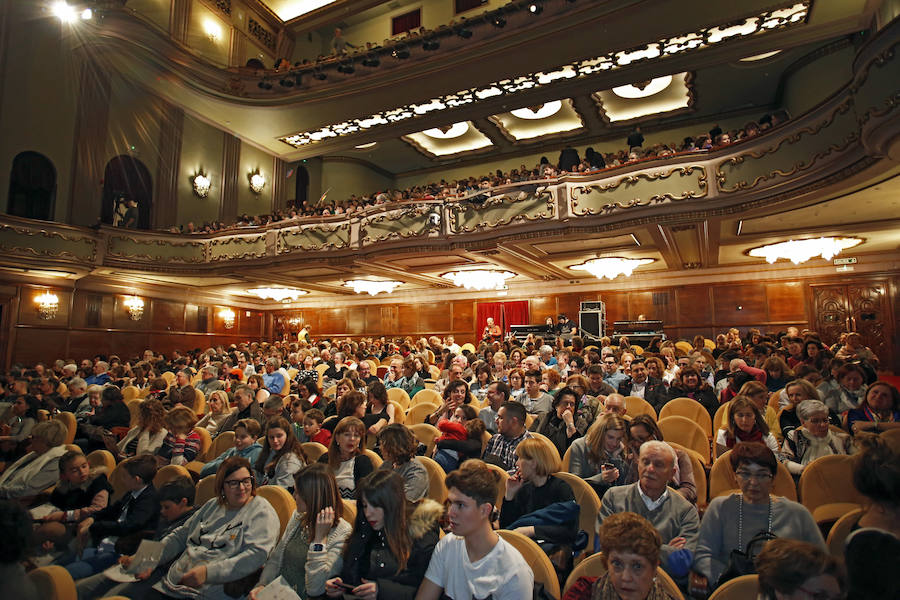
[611,320,665,348]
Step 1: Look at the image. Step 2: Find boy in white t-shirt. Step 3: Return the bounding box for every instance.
[416,460,533,600]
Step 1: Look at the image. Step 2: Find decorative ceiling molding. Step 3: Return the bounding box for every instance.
[278,2,809,148]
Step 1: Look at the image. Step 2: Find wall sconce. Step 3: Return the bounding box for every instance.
[192,172,211,198]
[203,18,222,42]
[248,170,266,194]
[123,295,144,320]
[35,291,59,320]
[220,308,236,329]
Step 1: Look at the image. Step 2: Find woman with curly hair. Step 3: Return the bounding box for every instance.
[116,398,167,459]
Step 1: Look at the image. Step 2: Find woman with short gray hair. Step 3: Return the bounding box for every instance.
[781,399,853,476]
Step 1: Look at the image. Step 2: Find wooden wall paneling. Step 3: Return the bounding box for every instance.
[766,282,808,323]
[153,299,186,331]
[712,284,767,326]
[418,302,448,334]
[319,308,348,334]
[600,292,627,326]
[530,296,556,325]
[675,287,712,328]
[397,304,418,334]
[239,310,263,336]
[556,293,583,321]
[628,290,671,322]
[364,306,383,334]
[107,331,152,359]
[451,301,474,337]
[66,330,112,363]
[299,310,320,333]
[382,305,398,335]
[13,328,70,366]
[346,307,366,335]
[667,327,715,344]
[111,295,146,330]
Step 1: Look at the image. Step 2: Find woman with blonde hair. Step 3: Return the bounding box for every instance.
[0,419,68,500]
[196,390,231,437]
[317,417,374,499]
[158,406,201,466]
[500,437,577,547]
[116,398,167,460]
[778,379,841,440]
[567,413,635,497]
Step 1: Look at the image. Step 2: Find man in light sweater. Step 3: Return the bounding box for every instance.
[598,441,699,578]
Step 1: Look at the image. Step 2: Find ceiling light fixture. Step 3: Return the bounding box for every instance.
[203,18,222,42]
[354,142,377,149]
[510,100,562,119]
[529,2,543,15]
[219,308,235,329]
[422,122,469,139]
[612,75,673,98]
[570,257,654,280]
[51,1,77,23]
[748,237,862,265]
[35,291,59,319]
[248,287,308,302]
[80,8,92,20]
[123,296,144,320]
[344,280,402,296]
[441,269,515,290]
[739,50,782,61]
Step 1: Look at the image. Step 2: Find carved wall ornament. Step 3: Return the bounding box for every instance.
[570,165,708,215]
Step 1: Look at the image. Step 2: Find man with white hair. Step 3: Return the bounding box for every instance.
[61,377,87,413]
[195,365,223,396]
[538,345,556,367]
[598,440,699,577]
[84,361,110,386]
[261,358,286,395]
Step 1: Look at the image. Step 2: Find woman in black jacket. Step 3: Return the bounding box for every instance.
[668,367,718,419]
[531,386,581,458]
[325,470,442,600]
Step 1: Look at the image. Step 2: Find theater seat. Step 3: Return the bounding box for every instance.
[195,474,216,505]
[417,455,448,503]
[498,529,560,599]
[86,449,116,474]
[553,472,602,559]
[658,416,711,465]
[709,450,796,502]
[406,402,438,425]
[798,455,865,525]
[825,507,863,558]
[386,387,410,410]
[708,574,758,599]
[563,553,684,599]
[660,398,712,438]
[28,565,76,600]
[154,464,191,489]
[301,441,329,462]
[257,485,296,539]
[408,423,440,456]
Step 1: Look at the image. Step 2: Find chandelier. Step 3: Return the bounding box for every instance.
[441,269,515,290]
[748,237,862,265]
[219,308,236,329]
[35,291,59,320]
[570,257,654,280]
[192,172,211,198]
[248,287,307,302]
[123,296,144,320]
[344,280,402,296]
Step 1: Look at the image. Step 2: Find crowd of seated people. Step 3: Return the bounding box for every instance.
[163,111,789,235]
[0,318,895,599]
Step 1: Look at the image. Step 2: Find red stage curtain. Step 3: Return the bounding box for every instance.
[502,300,529,330]
[476,301,530,341]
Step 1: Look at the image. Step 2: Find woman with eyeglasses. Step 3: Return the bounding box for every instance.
[125,456,279,600]
[317,417,374,499]
[692,443,824,593]
[755,539,845,600]
[781,400,853,476]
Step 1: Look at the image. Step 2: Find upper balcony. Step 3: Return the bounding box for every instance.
[1,19,897,304]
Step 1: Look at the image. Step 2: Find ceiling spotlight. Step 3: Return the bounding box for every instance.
[490,13,506,27]
[455,24,473,38]
[51,1,77,23]
[528,3,543,15]
[361,53,380,67]
[392,44,410,59]
[423,37,440,51]
[81,8,92,20]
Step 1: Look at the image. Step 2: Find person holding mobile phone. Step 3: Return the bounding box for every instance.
[325,470,442,600]
[567,413,636,498]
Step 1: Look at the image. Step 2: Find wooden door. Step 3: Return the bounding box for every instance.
[812,281,894,370]
[847,282,892,370]
[812,285,851,345]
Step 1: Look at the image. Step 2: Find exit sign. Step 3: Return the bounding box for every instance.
[834,257,857,265]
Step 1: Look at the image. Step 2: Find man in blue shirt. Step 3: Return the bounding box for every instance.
[84,361,111,386]
[261,358,285,395]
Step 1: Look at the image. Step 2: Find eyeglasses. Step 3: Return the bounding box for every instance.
[735,470,774,482]
[796,586,845,600]
[223,477,254,489]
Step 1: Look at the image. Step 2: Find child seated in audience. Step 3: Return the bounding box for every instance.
[157,405,201,466]
[254,416,307,490]
[433,404,485,473]
[199,418,263,478]
[289,395,311,442]
[56,454,160,580]
[304,408,332,446]
[715,395,780,457]
[416,460,533,600]
[32,449,113,553]
[75,476,197,599]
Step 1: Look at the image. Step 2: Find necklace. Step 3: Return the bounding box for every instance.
[737,494,773,548]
